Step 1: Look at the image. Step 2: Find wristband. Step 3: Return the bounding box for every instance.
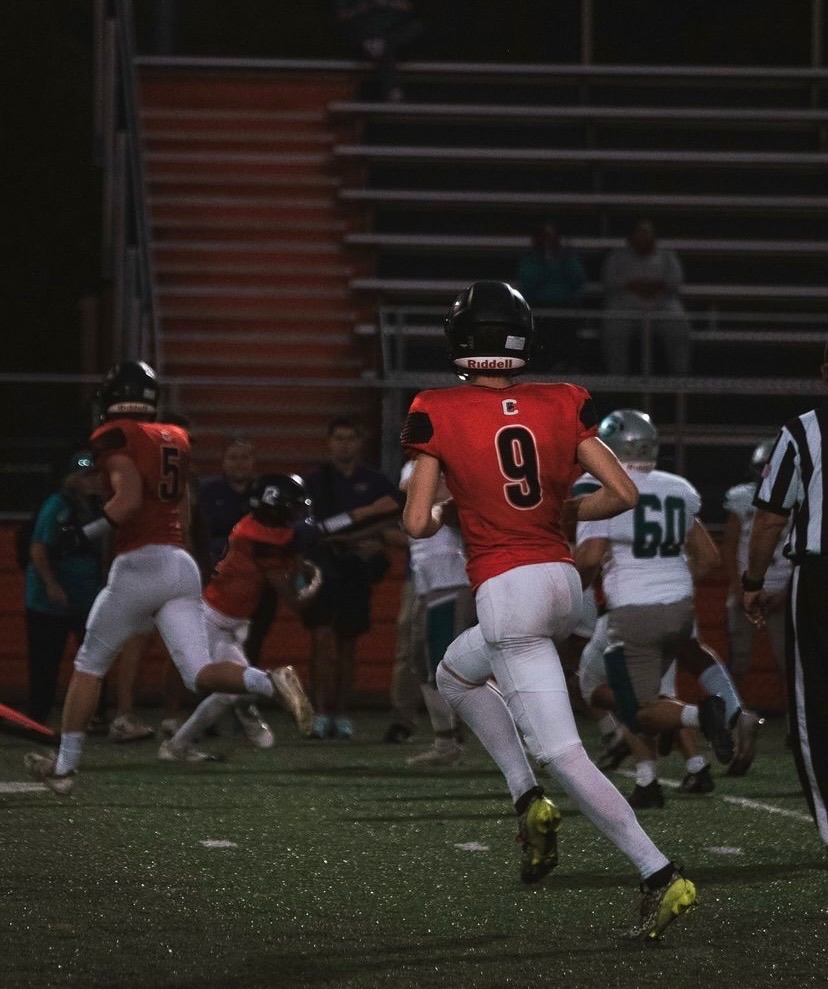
[740,571,765,592]
[318,512,352,535]
[82,512,117,542]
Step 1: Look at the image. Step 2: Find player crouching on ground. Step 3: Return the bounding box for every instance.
[160,474,319,761]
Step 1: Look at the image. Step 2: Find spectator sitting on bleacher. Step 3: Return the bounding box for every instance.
[601,218,691,376]
[517,219,587,372]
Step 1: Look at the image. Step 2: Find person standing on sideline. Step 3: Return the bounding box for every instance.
[399,458,474,767]
[24,450,103,725]
[24,361,304,795]
[302,417,401,740]
[401,281,696,940]
[742,345,828,849]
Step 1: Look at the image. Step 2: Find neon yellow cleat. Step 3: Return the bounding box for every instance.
[517,794,562,884]
[630,871,697,941]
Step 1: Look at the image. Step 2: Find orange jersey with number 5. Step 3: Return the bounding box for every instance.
[90,419,190,554]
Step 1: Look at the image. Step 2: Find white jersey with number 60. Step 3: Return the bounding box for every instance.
[576,467,701,608]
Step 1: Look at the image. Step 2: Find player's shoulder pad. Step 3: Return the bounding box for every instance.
[157,422,189,446]
[578,395,598,429]
[401,410,434,446]
[90,422,129,455]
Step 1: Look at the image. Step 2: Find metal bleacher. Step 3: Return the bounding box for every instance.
[328,61,828,514]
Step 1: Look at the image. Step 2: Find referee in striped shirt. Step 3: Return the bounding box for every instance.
[742,345,828,849]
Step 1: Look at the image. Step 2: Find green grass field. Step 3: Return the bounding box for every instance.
[1,711,826,989]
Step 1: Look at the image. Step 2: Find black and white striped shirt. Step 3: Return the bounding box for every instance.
[754,406,828,561]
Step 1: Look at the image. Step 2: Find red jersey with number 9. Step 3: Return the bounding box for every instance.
[90,418,190,554]
[401,381,597,590]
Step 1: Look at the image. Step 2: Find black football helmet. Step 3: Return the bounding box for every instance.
[598,409,659,470]
[248,473,313,527]
[96,360,159,421]
[444,281,534,375]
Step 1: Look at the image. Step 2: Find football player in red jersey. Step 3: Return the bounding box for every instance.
[24,361,305,794]
[400,281,697,940]
[159,473,319,761]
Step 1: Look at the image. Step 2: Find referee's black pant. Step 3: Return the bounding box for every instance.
[787,557,828,846]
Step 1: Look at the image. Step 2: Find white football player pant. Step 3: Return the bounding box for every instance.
[203,602,251,664]
[167,603,255,749]
[447,562,584,760]
[74,544,210,692]
[439,561,670,879]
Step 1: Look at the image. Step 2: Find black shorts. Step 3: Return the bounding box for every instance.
[300,548,387,636]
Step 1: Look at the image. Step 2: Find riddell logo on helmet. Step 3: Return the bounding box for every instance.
[459,357,520,369]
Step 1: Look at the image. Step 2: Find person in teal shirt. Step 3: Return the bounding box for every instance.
[517,220,587,372]
[24,451,104,724]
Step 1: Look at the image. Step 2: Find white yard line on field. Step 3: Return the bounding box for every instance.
[617,769,813,822]
[0,782,46,794]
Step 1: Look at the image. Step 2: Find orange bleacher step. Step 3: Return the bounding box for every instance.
[140,74,356,113]
[145,153,335,181]
[156,268,352,290]
[161,314,361,335]
[149,174,342,197]
[154,225,347,246]
[176,383,367,409]
[158,290,352,315]
[143,108,332,137]
[153,244,345,267]
[151,200,347,227]
[164,337,360,371]
[145,129,336,151]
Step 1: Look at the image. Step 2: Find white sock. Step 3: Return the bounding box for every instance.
[546,743,670,879]
[421,682,455,735]
[436,663,537,804]
[699,662,742,724]
[55,731,85,776]
[433,736,457,753]
[635,759,658,787]
[680,704,700,728]
[686,755,707,774]
[242,666,273,697]
[172,693,234,747]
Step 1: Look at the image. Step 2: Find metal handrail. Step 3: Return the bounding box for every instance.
[94,0,160,370]
[133,55,828,84]
[372,305,827,476]
[114,0,160,369]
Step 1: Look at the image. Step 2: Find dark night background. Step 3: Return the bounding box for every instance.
[0,1,821,477]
